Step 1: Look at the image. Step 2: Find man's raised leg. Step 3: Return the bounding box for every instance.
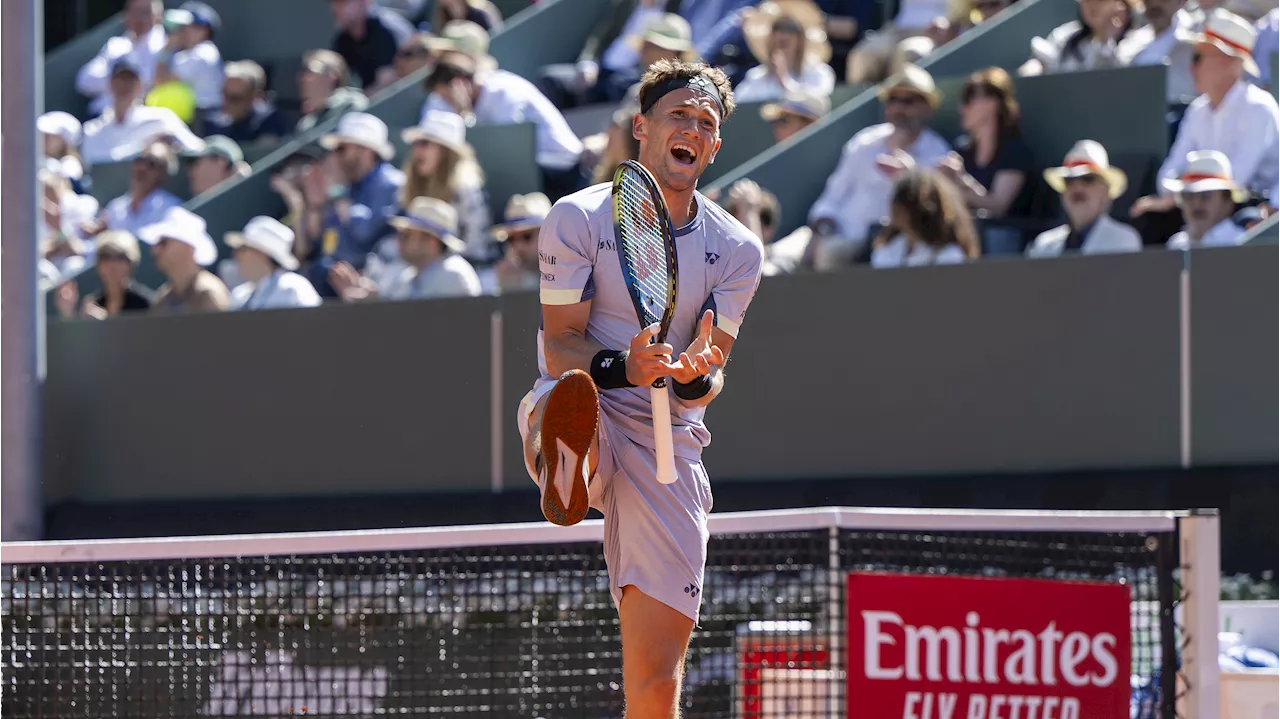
[524,370,602,526]
[619,585,695,719]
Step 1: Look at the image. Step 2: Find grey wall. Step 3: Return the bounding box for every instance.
[43,247,1279,506]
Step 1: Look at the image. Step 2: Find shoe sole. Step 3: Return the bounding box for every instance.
[539,370,598,527]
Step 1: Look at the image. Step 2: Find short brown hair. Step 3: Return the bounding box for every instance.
[637,58,736,121]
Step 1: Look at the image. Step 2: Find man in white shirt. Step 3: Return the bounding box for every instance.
[422,22,586,200]
[1028,140,1143,257]
[81,57,205,166]
[1123,0,1199,104]
[157,1,225,121]
[225,217,323,310]
[801,64,951,269]
[1163,150,1249,248]
[77,0,168,117]
[98,140,185,237]
[329,196,483,301]
[1132,9,1280,225]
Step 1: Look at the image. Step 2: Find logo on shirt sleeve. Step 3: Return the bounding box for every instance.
[705,252,720,265]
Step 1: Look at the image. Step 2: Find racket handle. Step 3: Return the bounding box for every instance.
[650,384,678,485]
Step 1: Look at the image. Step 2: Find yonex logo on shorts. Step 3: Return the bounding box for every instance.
[683,583,700,598]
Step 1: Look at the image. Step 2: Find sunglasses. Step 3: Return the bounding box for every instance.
[507,229,538,244]
[98,251,130,263]
[961,84,997,104]
[885,93,924,106]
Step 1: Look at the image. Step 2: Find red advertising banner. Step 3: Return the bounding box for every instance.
[847,572,1130,719]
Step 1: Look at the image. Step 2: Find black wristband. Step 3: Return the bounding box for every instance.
[673,373,714,401]
[589,349,635,390]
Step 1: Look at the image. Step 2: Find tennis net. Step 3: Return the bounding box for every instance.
[2,507,1217,718]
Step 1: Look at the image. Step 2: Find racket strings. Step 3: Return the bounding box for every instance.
[615,174,672,311]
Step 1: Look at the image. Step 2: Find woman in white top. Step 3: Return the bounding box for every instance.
[38,112,87,192]
[871,169,980,268]
[1020,0,1139,76]
[399,110,491,261]
[735,1,836,104]
[225,216,322,311]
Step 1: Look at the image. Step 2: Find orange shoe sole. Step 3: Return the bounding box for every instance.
[539,369,599,527]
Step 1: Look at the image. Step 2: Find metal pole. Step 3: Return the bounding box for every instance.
[2,0,46,540]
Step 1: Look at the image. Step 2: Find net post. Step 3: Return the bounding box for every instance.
[1176,510,1220,719]
[827,524,842,716]
[1,0,46,541]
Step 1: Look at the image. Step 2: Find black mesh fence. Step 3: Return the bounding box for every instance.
[3,523,1177,718]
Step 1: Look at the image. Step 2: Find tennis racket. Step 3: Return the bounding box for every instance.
[611,160,680,486]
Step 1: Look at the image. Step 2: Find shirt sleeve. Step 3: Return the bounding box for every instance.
[807,135,865,229]
[1158,105,1198,194]
[537,200,596,306]
[709,238,765,338]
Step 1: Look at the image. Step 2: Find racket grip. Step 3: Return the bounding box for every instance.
[650,384,678,485]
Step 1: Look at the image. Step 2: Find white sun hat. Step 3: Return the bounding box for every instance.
[320,112,396,161]
[1177,8,1260,77]
[224,216,299,270]
[138,208,218,266]
[37,111,83,147]
[1043,140,1129,199]
[390,196,465,253]
[401,110,469,154]
[1161,150,1249,202]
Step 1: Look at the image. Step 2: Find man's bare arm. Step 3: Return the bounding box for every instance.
[543,301,680,387]
[542,301,604,378]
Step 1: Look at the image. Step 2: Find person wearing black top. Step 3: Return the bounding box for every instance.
[329,0,415,89]
[935,67,1036,256]
[53,230,155,320]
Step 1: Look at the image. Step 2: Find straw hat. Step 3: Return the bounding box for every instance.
[320,112,395,161]
[390,196,465,253]
[761,89,831,121]
[743,0,831,66]
[629,14,697,59]
[1043,140,1128,199]
[225,216,299,270]
[426,20,497,72]
[1161,150,1248,202]
[493,193,552,241]
[138,208,218,266]
[1176,8,1260,77]
[402,109,469,154]
[878,64,940,107]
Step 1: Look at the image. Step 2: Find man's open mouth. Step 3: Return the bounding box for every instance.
[670,143,698,166]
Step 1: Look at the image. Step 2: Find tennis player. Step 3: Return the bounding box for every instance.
[516,59,764,716]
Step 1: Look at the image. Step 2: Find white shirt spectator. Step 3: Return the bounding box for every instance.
[808,122,952,243]
[733,62,836,104]
[1027,214,1143,257]
[103,187,184,235]
[380,253,483,300]
[1158,80,1280,196]
[423,69,584,170]
[77,25,168,116]
[1255,9,1279,87]
[229,269,323,310]
[171,39,224,110]
[870,234,968,267]
[1124,9,1199,102]
[1166,217,1248,248]
[81,104,205,165]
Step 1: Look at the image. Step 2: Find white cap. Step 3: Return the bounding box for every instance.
[224,216,298,270]
[138,208,218,267]
[320,112,395,161]
[402,110,468,154]
[38,111,83,147]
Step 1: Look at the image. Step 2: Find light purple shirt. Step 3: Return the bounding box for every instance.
[535,183,765,458]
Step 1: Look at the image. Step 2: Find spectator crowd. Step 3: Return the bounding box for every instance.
[38,0,1279,321]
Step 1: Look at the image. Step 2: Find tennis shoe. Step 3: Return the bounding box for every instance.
[538,369,598,526]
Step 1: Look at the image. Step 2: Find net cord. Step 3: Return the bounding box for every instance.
[0,507,1183,565]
